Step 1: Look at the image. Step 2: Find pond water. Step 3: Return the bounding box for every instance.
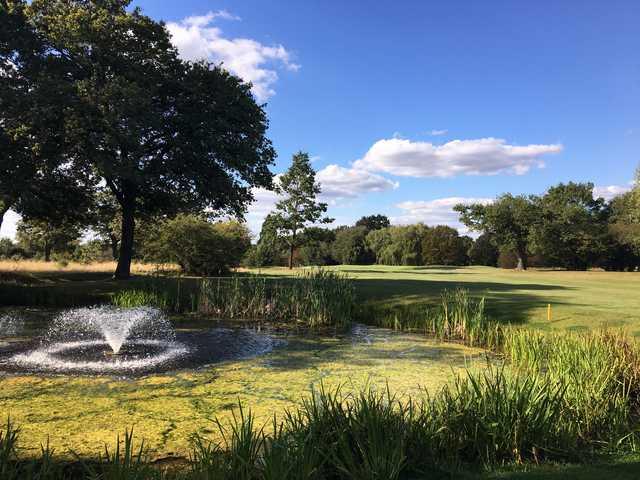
[0,307,487,458]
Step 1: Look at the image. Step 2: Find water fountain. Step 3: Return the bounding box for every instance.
[0,306,278,376]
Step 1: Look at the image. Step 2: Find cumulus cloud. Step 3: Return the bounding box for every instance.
[167,11,299,101]
[392,197,493,234]
[354,137,563,178]
[316,165,398,200]
[593,184,632,201]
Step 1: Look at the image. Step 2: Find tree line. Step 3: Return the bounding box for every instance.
[249,159,640,271]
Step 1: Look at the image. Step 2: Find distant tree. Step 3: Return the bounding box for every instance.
[16,218,82,261]
[332,226,373,265]
[297,227,336,266]
[455,195,539,270]
[246,214,286,267]
[366,225,427,265]
[7,0,275,279]
[421,225,469,265]
[271,152,333,269]
[355,215,390,232]
[530,183,609,270]
[468,233,499,266]
[0,238,24,259]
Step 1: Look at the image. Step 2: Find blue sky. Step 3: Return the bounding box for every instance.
[2,0,639,239]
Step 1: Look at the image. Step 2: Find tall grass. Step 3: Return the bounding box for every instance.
[112,270,356,328]
[502,329,640,448]
[365,288,503,348]
[198,270,355,328]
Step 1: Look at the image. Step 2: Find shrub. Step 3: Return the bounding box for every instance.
[143,215,251,275]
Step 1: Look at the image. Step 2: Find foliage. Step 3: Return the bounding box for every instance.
[16,218,82,262]
[421,225,469,265]
[606,180,640,270]
[0,1,94,234]
[245,214,286,267]
[331,226,373,265]
[270,152,333,269]
[468,233,499,266]
[142,215,251,276]
[502,330,640,448]
[296,227,336,266]
[355,214,390,231]
[456,195,540,270]
[0,238,26,260]
[6,0,275,278]
[365,224,428,266]
[530,183,609,270]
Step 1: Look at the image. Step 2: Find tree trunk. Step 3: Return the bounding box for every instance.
[44,243,51,262]
[109,234,119,261]
[288,243,294,269]
[114,202,135,279]
[288,231,296,270]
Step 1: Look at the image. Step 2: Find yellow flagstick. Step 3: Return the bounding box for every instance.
[547,303,552,322]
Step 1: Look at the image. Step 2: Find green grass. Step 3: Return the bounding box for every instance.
[254,265,640,332]
[3,264,640,333]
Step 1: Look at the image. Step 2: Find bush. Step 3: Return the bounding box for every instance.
[143,215,251,275]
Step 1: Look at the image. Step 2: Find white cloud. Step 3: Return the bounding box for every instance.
[0,210,20,240]
[593,184,632,201]
[354,137,563,178]
[392,197,493,234]
[428,129,448,136]
[167,11,299,101]
[316,165,398,200]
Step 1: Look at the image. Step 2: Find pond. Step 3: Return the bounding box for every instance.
[0,307,487,458]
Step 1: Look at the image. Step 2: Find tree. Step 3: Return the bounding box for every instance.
[530,183,609,270]
[365,224,428,266]
[1,1,93,231]
[9,0,275,278]
[421,225,469,265]
[142,215,251,275]
[247,214,286,267]
[455,195,539,270]
[332,226,373,265]
[468,233,499,266]
[297,227,336,266]
[355,215,390,231]
[16,218,82,261]
[271,152,333,269]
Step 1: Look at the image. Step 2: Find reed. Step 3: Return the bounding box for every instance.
[363,288,503,348]
[502,329,640,448]
[198,270,355,328]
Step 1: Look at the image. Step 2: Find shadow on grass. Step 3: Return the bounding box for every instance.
[352,277,571,325]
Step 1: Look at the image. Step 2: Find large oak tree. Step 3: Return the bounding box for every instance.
[3,0,275,278]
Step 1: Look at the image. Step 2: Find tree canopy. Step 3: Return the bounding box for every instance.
[455,195,539,270]
[2,0,275,278]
